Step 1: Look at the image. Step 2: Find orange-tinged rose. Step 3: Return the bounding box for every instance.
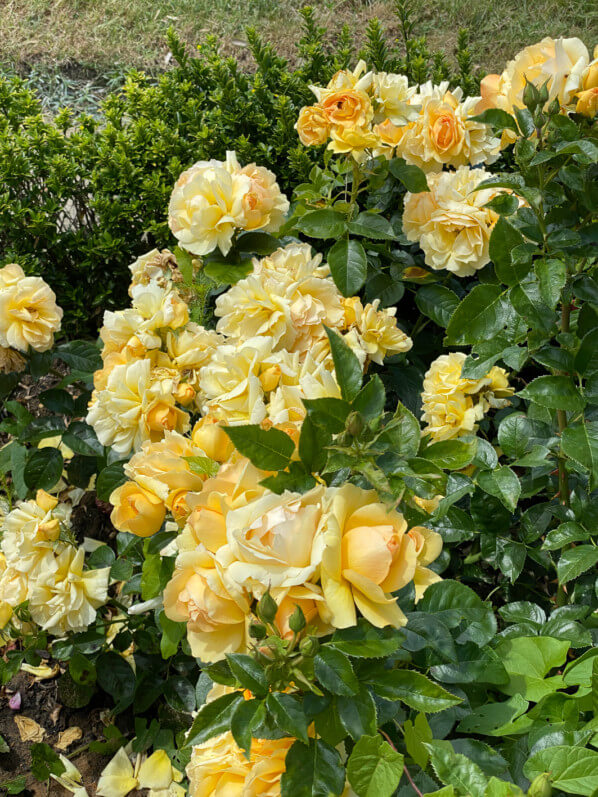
[320,88,373,129]
[296,105,330,146]
[476,73,502,113]
[374,118,404,147]
[191,416,234,462]
[175,382,195,406]
[110,481,166,537]
[576,87,598,116]
[146,400,179,432]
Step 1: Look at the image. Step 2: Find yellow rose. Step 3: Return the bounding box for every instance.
[29,546,109,635]
[187,732,294,796]
[407,526,443,600]
[180,457,266,555]
[1,494,69,573]
[328,125,379,161]
[0,276,63,353]
[576,87,598,116]
[237,162,290,233]
[373,118,405,151]
[0,346,26,374]
[219,487,325,594]
[403,166,508,277]
[296,105,330,146]
[0,263,26,288]
[320,88,373,130]
[166,323,223,386]
[163,548,250,662]
[128,247,176,290]
[110,481,166,537]
[168,155,250,256]
[273,584,331,639]
[320,484,417,629]
[582,58,598,90]
[343,298,413,365]
[191,416,234,462]
[372,72,419,125]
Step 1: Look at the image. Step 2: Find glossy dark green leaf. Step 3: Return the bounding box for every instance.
[328,238,367,296]
[224,425,294,471]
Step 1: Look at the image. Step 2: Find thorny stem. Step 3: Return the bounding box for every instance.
[379,729,424,797]
[556,295,571,509]
[348,159,362,218]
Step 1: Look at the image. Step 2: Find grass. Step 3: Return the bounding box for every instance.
[1,0,597,89]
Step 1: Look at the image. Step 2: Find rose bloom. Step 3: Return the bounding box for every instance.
[272,583,332,639]
[180,457,265,555]
[166,323,223,383]
[234,159,289,233]
[395,82,500,172]
[266,351,340,427]
[296,104,330,146]
[87,358,189,457]
[320,88,373,130]
[0,346,26,374]
[342,297,413,365]
[168,153,251,256]
[219,486,325,594]
[99,307,156,359]
[1,491,69,573]
[320,484,424,629]
[128,247,177,291]
[187,732,294,797]
[403,166,507,277]
[421,352,513,441]
[577,87,598,116]
[163,548,250,662]
[130,282,189,332]
[110,481,166,537]
[372,72,420,125]
[0,276,63,353]
[0,552,29,630]
[328,124,379,161]
[191,416,235,462]
[408,526,443,600]
[29,546,109,635]
[198,337,272,425]
[0,263,26,288]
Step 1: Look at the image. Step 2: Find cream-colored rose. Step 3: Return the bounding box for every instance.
[372,72,420,125]
[130,282,189,331]
[403,166,508,277]
[266,350,340,426]
[343,298,412,365]
[187,732,294,797]
[219,487,325,594]
[99,308,155,359]
[320,484,418,629]
[163,548,250,662]
[0,263,26,288]
[180,458,266,555]
[128,248,177,291]
[166,323,223,381]
[29,546,109,635]
[1,493,69,573]
[110,481,166,537]
[421,352,513,441]
[137,750,185,796]
[236,162,289,233]
[0,276,63,353]
[296,105,330,146]
[198,337,272,425]
[0,553,28,629]
[168,155,251,256]
[0,346,26,374]
[396,82,500,172]
[576,87,598,116]
[87,358,189,456]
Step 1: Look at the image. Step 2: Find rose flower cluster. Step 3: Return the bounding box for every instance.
[0,263,63,373]
[296,61,500,169]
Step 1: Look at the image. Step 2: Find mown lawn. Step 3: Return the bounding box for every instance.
[2,0,597,74]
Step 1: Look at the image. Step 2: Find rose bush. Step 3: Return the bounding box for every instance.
[0,27,597,797]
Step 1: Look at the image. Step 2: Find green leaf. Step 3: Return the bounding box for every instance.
[346,735,404,797]
[423,439,477,470]
[223,425,294,470]
[518,376,585,412]
[535,258,567,309]
[62,420,104,456]
[330,620,403,658]
[485,194,519,216]
[0,734,8,754]
[369,670,461,713]
[415,285,460,329]
[389,157,429,192]
[524,746,598,796]
[541,522,590,551]
[490,217,527,286]
[352,376,385,422]
[328,238,367,296]
[187,692,245,746]
[96,652,136,712]
[457,694,529,736]
[95,461,127,501]
[404,713,432,770]
[298,415,329,472]
[425,742,489,797]
[574,331,598,375]
[419,580,496,647]
[55,339,102,373]
[497,413,539,459]
[314,647,359,696]
[158,611,186,659]
[510,279,556,332]
[296,209,347,240]
[203,260,253,285]
[337,685,378,740]
[231,698,266,756]
[281,738,346,797]
[302,397,351,434]
[561,422,598,488]
[226,653,268,697]
[324,326,362,402]
[23,448,63,491]
[557,546,598,585]
[30,742,66,781]
[267,692,309,744]
[164,675,196,714]
[477,467,520,512]
[376,402,421,459]
[445,285,507,345]
[40,388,76,415]
[348,212,396,240]
[174,246,194,284]
[494,636,569,701]
[237,231,280,255]
[185,456,220,478]
[469,109,519,132]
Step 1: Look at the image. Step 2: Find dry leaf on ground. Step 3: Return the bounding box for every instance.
[14,715,46,742]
